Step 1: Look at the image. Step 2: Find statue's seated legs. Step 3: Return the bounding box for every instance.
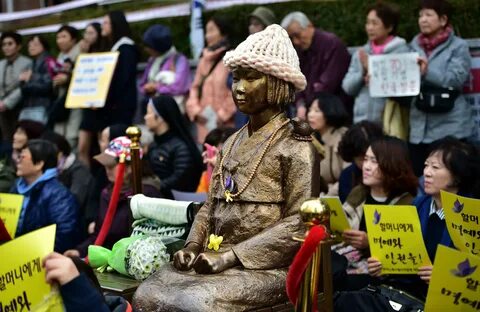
[133,264,288,312]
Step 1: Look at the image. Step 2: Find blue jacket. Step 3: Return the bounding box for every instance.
[13,168,80,253]
[414,194,453,261]
[61,273,131,312]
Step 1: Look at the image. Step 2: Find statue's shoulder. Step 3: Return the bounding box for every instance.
[289,118,313,142]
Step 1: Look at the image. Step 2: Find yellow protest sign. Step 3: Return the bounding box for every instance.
[321,196,350,241]
[0,224,63,311]
[425,245,480,311]
[65,52,119,108]
[0,193,23,238]
[441,191,480,257]
[364,205,431,274]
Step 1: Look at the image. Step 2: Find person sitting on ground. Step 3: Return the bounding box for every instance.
[337,121,383,203]
[307,92,350,195]
[64,136,161,258]
[196,127,236,193]
[11,119,46,170]
[334,137,480,311]
[42,131,94,239]
[11,139,79,253]
[85,124,129,235]
[333,136,417,291]
[145,95,203,199]
[43,252,132,312]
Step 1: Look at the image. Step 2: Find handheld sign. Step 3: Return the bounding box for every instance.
[65,52,119,109]
[368,52,420,97]
[425,245,480,311]
[0,224,63,311]
[0,193,23,238]
[321,196,350,241]
[364,205,431,274]
[441,191,480,257]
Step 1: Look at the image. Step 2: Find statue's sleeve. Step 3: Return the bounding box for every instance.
[231,140,320,269]
[184,147,223,248]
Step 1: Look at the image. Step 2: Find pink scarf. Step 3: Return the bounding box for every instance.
[418,26,452,56]
[370,36,394,55]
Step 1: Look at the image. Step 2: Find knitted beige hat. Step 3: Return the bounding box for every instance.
[223,24,306,91]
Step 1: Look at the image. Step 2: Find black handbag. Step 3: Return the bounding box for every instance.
[376,285,425,312]
[414,82,459,114]
[334,284,425,312]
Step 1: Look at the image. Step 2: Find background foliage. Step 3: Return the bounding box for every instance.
[10,0,480,59]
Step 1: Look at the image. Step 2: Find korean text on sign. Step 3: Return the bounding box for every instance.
[425,245,480,311]
[369,52,420,97]
[364,204,431,274]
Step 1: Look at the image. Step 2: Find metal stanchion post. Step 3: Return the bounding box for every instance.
[126,126,143,195]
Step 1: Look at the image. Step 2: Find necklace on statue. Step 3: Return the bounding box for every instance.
[207,117,289,252]
[219,117,290,203]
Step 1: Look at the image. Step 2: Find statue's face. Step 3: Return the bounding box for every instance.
[232,67,268,115]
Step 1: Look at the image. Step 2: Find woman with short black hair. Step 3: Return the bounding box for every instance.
[342,1,408,124]
[12,139,80,253]
[333,136,418,291]
[337,121,384,202]
[307,92,350,195]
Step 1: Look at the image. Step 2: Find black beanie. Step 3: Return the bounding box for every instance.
[143,24,172,54]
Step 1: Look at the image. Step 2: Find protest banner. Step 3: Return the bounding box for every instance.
[321,196,350,241]
[0,224,63,311]
[425,245,480,311]
[0,193,23,238]
[441,191,480,257]
[369,52,420,97]
[65,52,119,109]
[364,205,431,274]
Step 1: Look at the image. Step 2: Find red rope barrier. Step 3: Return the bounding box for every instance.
[94,159,126,246]
[85,156,126,265]
[286,225,328,311]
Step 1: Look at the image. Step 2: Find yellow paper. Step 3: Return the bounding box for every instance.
[321,196,350,241]
[0,193,24,238]
[364,205,431,274]
[425,245,480,311]
[0,224,63,311]
[441,191,480,257]
[65,52,119,108]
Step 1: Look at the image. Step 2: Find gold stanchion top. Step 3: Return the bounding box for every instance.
[126,126,142,145]
[300,198,329,227]
[293,198,330,242]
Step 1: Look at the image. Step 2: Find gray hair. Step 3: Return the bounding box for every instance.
[280,11,311,29]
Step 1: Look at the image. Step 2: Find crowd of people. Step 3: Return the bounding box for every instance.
[1,0,479,310]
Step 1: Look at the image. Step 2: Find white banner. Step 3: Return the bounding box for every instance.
[190,0,206,61]
[369,52,421,98]
[16,0,297,35]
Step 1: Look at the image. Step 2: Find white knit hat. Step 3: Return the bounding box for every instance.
[223,24,306,91]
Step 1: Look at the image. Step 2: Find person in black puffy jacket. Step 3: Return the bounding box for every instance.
[144,95,203,198]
